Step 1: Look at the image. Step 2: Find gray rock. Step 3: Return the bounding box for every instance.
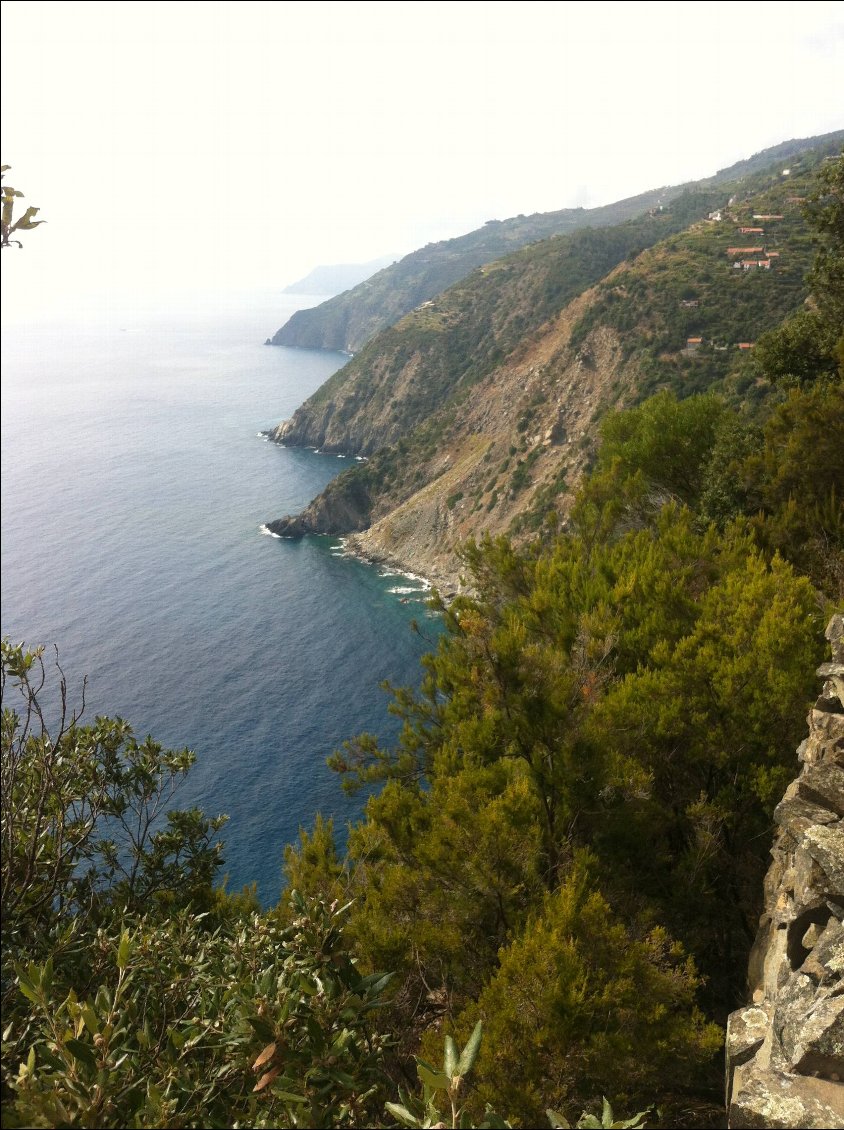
[795,764,844,818]
[803,824,844,903]
[774,793,839,835]
[788,995,844,1077]
[826,615,844,665]
[727,618,844,1127]
[728,1005,773,1069]
[728,1063,844,1128]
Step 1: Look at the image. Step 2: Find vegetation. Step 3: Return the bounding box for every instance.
[567,159,826,397]
[272,140,841,546]
[271,131,842,354]
[1,165,45,249]
[2,148,841,1127]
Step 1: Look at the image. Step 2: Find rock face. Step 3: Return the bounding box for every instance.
[726,614,844,1128]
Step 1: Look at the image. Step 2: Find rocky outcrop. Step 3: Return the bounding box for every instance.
[265,468,374,538]
[266,281,636,593]
[726,615,844,1129]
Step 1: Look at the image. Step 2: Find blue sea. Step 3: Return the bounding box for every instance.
[1,289,438,903]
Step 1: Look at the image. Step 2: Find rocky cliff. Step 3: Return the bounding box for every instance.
[726,615,844,1128]
[266,149,837,590]
[266,284,636,594]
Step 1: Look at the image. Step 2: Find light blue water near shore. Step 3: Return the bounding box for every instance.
[1,289,437,903]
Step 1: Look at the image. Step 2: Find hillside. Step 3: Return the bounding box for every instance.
[268,132,842,353]
[282,254,397,297]
[267,139,840,591]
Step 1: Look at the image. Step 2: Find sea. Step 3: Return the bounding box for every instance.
[0,288,438,904]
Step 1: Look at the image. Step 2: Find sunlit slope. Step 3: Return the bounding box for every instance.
[269,131,842,353]
[267,140,840,589]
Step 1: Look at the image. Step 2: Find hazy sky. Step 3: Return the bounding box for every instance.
[2,0,842,318]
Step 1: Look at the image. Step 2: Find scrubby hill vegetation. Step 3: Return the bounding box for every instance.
[267,139,841,594]
[269,133,842,354]
[2,150,841,1129]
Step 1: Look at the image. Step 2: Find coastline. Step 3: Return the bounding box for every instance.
[341,532,462,603]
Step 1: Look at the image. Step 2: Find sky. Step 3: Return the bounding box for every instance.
[1,0,842,319]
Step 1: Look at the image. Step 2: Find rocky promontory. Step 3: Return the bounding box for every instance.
[726,615,844,1128]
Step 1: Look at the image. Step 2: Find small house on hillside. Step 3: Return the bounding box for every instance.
[685,337,703,352]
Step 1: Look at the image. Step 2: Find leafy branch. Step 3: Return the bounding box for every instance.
[1,165,46,248]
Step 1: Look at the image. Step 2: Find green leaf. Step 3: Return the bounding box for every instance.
[443,1034,458,1077]
[117,929,132,970]
[18,980,40,1005]
[417,1062,450,1092]
[328,1068,358,1088]
[247,1016,275,1042]
[481,1110,513,1129]
[274,1090,309,1104]
[384,1101,421,1127]
[546,1111,572,1129]
[457,1019,483,1077]
[10,206,44,231]
[65,1038,98,1071]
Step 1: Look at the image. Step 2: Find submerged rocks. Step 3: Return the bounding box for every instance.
[726,615,844,1128]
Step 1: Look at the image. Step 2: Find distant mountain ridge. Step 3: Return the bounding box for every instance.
[282,255,398,297]
[268,131,843,354]
[265,132,842,591]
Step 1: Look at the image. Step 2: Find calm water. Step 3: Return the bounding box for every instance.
[1,289,437,903]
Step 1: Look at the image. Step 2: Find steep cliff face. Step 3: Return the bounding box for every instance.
[726,615,844,1129]
[267,283,636,593]
[344,309,632,593]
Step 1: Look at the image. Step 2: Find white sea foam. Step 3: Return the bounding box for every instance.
[388,585,424,595]
[259,524,281,539]
[388,570,432,589]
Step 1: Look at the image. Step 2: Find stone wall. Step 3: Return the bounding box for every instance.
[726,615,844,1128]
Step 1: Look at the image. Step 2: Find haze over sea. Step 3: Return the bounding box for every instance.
[1,289,436,902]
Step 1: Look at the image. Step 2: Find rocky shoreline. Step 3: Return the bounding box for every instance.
[341,532,462,603]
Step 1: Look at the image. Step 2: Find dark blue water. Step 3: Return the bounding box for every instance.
[1,289,437,903]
